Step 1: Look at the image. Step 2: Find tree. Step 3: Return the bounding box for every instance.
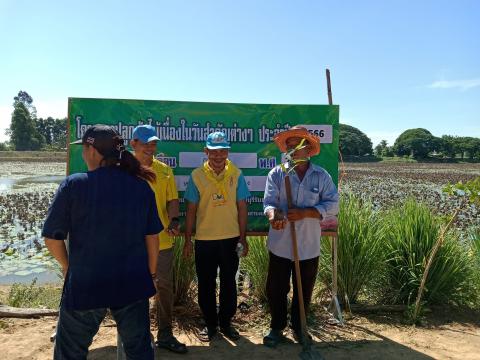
[8,91,45,150]
[393,128,440,159]
[440,135,458,158]
[374,139,394,157]
[458,137,480,160]
[36,117,67,149]
[339,124,373,156]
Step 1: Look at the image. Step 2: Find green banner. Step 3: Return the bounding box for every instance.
[68,98,339,232]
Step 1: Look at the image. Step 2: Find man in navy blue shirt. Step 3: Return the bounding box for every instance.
[43,125,163,360]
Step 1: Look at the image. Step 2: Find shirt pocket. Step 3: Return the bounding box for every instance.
[303,187,320,207]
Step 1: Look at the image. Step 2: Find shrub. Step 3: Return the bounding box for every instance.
[172,236,196,305]
[7,278,61,309]
[383,200,474,306]
[240,236,269,303]
[318,193,386,304]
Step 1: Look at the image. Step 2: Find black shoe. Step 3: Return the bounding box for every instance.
[198,326,217,342]
[156,335,188,354]
[263,329,285,348]
[220,325,240,340]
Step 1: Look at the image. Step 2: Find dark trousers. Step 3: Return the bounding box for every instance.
[195,237,239,329]
[266,252,319,331]
[54,298,153,360]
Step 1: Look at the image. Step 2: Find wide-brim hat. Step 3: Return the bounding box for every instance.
[273,126,320,157]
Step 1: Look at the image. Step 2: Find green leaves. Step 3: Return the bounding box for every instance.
[444,177,480,205]
[239,236,269,304]
[383,200,475,306]
[319,193,386,304]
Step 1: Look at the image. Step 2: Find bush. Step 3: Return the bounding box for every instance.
[7,278,61,309]
[318,193,386,304]
[383,200,475,306]
[468,228,480,305]
[240,236,269,303]
[172,236,196,305]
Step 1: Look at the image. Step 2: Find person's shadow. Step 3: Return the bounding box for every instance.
[88,329,435,360]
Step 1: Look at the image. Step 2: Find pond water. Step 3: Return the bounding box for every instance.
[0,162,66,284]
[0,175,65,193]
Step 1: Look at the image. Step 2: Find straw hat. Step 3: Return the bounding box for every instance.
[273,125,320,157]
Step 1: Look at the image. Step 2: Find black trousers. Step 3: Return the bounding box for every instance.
[266,251,319,331]
[195,237,239,329]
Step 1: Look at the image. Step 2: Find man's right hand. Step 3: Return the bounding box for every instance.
[183,239,193,258]
[267,208,287,230]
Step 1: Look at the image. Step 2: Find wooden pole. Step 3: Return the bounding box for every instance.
[326,69,333,105]
[285,175,309,340]
[326,68,343,323]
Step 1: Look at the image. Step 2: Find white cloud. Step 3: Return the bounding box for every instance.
[428,78,480,91]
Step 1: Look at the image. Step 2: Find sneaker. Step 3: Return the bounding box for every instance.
[263,329,285,348]
[198,326,217,342]
[220,325,240,340]
[155,335,187,354]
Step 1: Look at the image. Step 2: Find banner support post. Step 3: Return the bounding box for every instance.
[325,68,344,325]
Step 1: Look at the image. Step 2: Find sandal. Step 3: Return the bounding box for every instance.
[198,326,217,342]
[156,336,188,354]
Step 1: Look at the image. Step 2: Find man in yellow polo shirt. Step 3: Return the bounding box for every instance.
[130,125,187,354]
[183,131,250,342]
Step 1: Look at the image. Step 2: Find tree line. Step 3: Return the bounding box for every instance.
[341,124,480,160]
[2,91,479,160]
[1,91,66,151]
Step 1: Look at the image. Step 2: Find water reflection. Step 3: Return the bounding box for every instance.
[0,175,64,192]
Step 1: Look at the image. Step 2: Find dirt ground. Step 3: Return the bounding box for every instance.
[1,302,479,360]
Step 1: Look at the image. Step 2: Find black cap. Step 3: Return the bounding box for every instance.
[71,125,124,158]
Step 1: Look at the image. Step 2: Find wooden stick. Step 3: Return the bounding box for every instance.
[0,305,58,318]
[326,69,333,105]
[413,209,459,321]
[284,175,308,339]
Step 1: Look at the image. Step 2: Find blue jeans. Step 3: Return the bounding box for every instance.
[54,298,153,360]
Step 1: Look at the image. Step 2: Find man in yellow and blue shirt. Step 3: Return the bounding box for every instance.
[131,125,187,354]
[183,131,250,342]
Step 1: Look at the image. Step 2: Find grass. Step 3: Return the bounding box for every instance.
[383,199,476,306]
[318,192,386,304]
[239,236,269,304]
[7,278,61,309]
[172,236,196,305]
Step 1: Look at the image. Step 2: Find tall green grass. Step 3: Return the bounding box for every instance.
[383,200,475,306]
[318,193,386,304]
[468,228,480,306]
[240,236,269,303]
[172,236,196,305]
[470,228,480,266]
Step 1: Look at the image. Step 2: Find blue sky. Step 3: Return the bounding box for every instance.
[0,0,478,146]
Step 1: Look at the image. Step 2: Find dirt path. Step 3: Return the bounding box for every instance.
[1,312,479,360]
